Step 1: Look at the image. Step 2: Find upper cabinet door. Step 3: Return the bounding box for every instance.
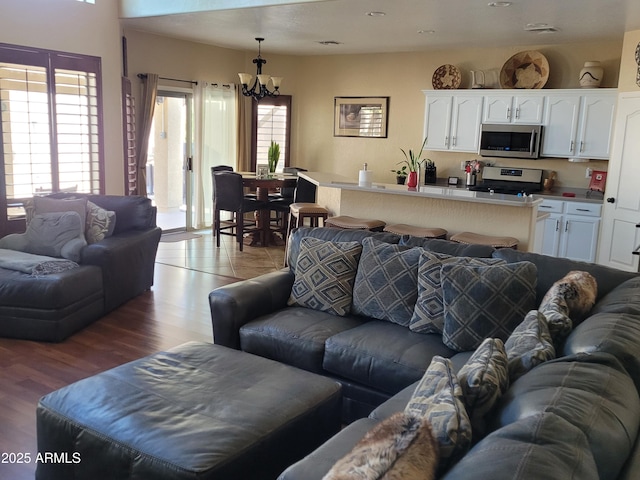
[541,95,581,157]
[513,95,544,124]
[482,94,543,124]
[424,95,453,150]
[576,94,616,159]
[482,95,513,123]
[449,95,483,152]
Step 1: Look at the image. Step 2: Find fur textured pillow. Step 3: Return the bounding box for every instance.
[539,271,598,343]
[323,412,438,480]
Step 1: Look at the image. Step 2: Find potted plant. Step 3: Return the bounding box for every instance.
[390,165,408,185]
[267,141,280,174]
[397,137,428,188]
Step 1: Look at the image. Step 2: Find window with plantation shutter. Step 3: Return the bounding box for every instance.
[0,43,104,235]
[251,95,291,171]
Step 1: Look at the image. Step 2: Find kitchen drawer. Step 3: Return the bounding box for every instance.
[565,202,602,217]
[538,199,564,213]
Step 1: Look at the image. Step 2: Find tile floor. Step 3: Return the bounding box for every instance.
[156,228,286,280]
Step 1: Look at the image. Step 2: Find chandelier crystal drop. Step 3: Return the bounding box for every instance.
[238,38,283,101]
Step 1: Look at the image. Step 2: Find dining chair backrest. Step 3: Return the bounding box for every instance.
[212,165,234,173]
[280,167,307,199]
[293,176,317,203]
[212,171,244,212]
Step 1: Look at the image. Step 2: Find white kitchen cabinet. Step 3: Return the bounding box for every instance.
[423,93,482,152]
[541,90,616,159]
[538,199,601,262]
[483,94,544,124]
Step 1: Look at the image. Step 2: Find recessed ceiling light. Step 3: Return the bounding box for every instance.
[488,2,512,6]
[366,11,386,17]
[317,40,343,46]
[418,30,436,35]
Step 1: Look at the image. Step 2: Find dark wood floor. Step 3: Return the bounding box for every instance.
[0,262,241,480]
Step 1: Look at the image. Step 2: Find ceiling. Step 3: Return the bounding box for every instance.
[119,0,640,56]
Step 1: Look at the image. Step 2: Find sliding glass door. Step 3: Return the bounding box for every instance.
[147,90,193,232]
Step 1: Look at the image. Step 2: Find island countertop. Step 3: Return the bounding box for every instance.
[298,171,545,252]
[298,172,543,208]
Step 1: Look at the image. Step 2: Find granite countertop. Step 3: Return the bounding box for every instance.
[299,172,543,208]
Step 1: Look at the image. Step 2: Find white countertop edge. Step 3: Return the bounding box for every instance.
[300,171,542,208]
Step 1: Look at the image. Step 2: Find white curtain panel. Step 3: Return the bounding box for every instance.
[193,82,237,229]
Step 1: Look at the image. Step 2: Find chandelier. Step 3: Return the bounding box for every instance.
[238,38,283,101]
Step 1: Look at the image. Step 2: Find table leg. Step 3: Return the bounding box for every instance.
[243,186,284,247]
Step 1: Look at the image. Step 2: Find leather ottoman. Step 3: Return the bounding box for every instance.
[36,342,342,480]
[0,264,103,342]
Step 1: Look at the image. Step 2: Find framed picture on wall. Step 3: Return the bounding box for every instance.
[334,96,389,138]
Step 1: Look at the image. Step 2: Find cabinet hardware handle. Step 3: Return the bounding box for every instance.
[515,108,520,119]
[540,205,552,209]
[445,136,449,147]
[570,140,575,152]
[576,208,590,212]
[565,221,569,233]
[580,141,585,152]
[507,108,511,119]
[607,197,615,203]
[556,219,560,231]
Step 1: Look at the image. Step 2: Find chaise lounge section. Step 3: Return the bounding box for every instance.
[0,194,161,342]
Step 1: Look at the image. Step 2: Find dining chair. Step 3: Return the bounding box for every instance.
[268,167,307,235]
[212,171,265,251]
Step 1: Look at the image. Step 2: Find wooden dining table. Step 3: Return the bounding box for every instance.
[240,172,298,247]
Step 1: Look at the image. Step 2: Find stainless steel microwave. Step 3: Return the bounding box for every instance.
[479,124,542,159]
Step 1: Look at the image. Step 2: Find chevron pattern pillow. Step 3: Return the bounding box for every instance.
[288,237,362,316]
[352,237,421,326]
[410,252,505,334]
[405,356,472,474]
[457,338,509,437]
[441,261,537,352]
[505,310,556,382]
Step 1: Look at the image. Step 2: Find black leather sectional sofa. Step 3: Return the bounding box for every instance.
[209,226,640,479]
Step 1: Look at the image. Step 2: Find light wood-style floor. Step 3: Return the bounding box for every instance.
[0,230,284,480]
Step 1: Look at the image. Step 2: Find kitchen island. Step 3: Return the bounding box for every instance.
[299,172,544,251]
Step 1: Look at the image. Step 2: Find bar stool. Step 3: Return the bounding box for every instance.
[450,231,519,249]
[325,215,386,232]
[383,224,448,239]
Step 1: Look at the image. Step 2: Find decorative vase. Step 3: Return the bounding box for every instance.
[424,166,437,184]
[407,171,418,188]
[579,61,603,88]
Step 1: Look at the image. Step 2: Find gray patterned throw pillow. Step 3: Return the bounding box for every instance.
[352,237,421,326]
[504,310,556,382]
[405,356,472,473]
[410,252,505,334]
[457,338,509,437]
[441,261,537,352]
[288,237,362,316]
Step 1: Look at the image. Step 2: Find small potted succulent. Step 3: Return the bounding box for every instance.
[390,165,408,185]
